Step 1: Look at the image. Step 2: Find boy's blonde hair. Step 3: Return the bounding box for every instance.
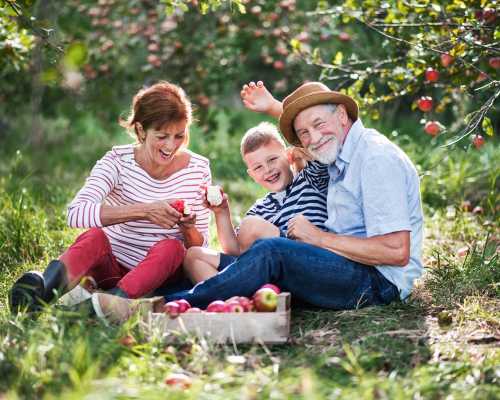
[240,122,286,156]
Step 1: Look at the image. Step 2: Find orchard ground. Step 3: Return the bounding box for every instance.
[0,110,498,399]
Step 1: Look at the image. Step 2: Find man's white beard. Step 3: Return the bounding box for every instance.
[308,137,340,164]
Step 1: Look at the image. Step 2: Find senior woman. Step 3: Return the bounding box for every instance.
[9,81,211,313]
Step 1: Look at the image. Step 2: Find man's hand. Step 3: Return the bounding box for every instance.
[287,214,322,246]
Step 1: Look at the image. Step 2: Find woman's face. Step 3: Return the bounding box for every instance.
[140,120,187,166]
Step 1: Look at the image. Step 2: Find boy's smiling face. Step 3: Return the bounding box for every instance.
[244,140,294,192]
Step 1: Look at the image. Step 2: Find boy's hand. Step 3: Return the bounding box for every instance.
[240,81,283,117]
[201,185,230,215]
[287,214,322,246]
[287,147,312,174]
[178,212,197,230]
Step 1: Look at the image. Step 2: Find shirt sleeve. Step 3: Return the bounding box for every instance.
[300,161,329,193]
[66,150,120,228]
[360,153,412,237]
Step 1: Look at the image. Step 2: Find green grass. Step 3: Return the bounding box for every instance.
[0,113,499,399]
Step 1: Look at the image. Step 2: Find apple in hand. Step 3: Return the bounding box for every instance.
[170,199,191,215]
[253,288,278,312]
[206,300,227,313]
[206,185,223,206]
[417,96,433,112]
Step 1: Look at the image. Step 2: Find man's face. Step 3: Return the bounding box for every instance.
[293,104,346,164]
[244,140,294,192]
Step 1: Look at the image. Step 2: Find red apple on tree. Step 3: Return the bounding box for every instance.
[417,96,433,112]
[424,121,442,136]
[424,68,439,82]
[273,60,285,70]
[489,57,500,69]
[472,134,485,149]
[253,288,278,312]
[339,32,351,41]
[440,53,454,68]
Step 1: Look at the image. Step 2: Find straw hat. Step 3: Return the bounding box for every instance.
[279,82,358,146]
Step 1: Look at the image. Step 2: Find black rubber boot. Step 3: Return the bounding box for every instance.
[9,260,69,314]
[9,271,45,314]
[42,259,69,303]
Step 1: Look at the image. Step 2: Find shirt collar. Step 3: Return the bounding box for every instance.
[337,119,364,165]
[327,119,364,177]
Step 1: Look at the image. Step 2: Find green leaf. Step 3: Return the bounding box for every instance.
[481,117,494,137]
[333,51,343,65]
[63,41,87,69]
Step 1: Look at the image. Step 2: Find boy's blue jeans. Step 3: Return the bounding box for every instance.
[164,237,399,310]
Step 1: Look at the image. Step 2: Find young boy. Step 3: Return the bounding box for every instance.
[183,121,329,284]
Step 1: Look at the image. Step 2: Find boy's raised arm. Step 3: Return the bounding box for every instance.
[240,81,283,118]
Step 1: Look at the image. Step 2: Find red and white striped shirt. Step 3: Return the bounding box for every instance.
[67,144,211,270]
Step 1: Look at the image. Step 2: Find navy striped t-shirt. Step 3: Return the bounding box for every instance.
[245,161,329,236]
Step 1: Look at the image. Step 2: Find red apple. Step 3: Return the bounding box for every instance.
[489,57,500,69]
[472,134,485,149]
[253,288,278,312]
[226,301,245,313]
[165,373,192,389]
[185,307,202,313]
[260,284,281,294]
[460,200,472,212]
[273,60,285,70]
[119,335,136,347]
[339,32,351,42]
[417,96,433,112]
[164,301,181,317]
[206,300,227,313]
[472,206,483,214]
[424,121,441,136]
[170,199,185,213]
[237,296,253,312]
[440,54,454,68]
[175,299,191,313]
[425,68,439,82]
[457,246,469,257]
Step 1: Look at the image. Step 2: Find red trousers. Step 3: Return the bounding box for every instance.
[59,228,185,298]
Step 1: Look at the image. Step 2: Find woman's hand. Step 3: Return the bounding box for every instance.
[145,200,182,229]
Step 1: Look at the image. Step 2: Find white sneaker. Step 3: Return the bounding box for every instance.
[59,285,92,307]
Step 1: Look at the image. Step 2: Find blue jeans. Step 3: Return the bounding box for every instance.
[165,238,399,310]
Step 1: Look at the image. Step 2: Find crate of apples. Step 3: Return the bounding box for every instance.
[147,284,291,344]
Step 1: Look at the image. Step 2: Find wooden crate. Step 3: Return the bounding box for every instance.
[143,293,291,344]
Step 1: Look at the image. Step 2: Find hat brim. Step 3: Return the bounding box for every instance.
[279,92,358,146]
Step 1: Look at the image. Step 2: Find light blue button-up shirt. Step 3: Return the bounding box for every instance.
[325,119,424,300]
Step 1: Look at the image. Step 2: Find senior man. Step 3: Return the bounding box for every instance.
[96,82,424,314]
